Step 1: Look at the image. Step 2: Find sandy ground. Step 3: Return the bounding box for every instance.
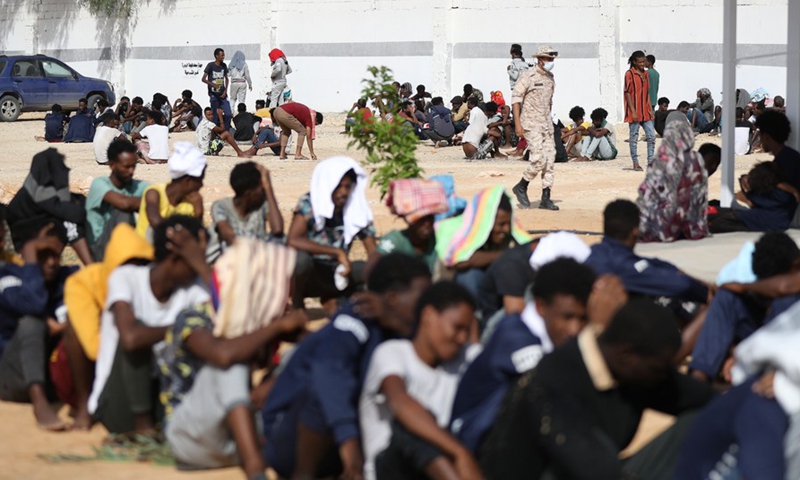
[0,112,769,479]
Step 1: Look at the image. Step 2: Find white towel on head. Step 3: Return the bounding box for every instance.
[529,231,591,270]
[309,156,373,246]
[168,141,207,179]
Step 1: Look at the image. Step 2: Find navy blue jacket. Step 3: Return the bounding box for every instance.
[738,189,796,232]
[262,302,394,445]
[0,262,75,357]
[585,238,708,303]
[450,314,545,452]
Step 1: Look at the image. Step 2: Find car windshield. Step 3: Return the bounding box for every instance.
[41,60,73,78]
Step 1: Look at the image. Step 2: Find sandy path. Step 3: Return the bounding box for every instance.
[0,112,766,478]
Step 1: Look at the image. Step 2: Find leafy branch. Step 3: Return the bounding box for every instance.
[79,0,135,17]
[346,66,422,198]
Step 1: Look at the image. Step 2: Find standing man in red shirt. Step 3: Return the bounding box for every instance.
[272,102,323,160]
[624,50,655,171]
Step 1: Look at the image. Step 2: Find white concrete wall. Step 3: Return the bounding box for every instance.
[0,0,790,122]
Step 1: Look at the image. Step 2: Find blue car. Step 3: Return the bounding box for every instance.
[0,54,116,122]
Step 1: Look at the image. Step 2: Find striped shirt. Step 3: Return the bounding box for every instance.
[624,68,653,123]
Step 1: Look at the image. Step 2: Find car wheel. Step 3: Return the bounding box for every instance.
[0,95,21,122]
[87,94,104,111]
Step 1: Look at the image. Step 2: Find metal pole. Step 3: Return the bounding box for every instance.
[788,0,800,151]
[721,0,737,208]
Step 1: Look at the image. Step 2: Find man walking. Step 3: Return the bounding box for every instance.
[512,46,559,211]
[202,48,232,131]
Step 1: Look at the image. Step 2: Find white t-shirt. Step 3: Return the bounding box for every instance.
[140,124,170,160]
[93,125,122,164]
[735,126,751,155]
[88,265,209,413]
[462,107,488,147]
[358,339,480,480]
[195,118,215,152]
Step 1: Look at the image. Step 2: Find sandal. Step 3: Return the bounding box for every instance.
[632,163,643,172]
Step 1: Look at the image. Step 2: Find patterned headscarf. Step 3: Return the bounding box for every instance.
[657,119,696,163]
[386,179,448,224]
[435,186,532,267]
[637,121,709,242]
[211,239,296,338]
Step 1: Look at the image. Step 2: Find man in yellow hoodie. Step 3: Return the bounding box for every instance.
[62,223,153,430]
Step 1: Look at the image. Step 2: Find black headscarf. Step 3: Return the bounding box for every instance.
[23,148,71,203]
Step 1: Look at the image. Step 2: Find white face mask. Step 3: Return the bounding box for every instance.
[543,61,555,72]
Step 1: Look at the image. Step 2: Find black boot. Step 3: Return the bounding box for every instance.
[512,178,531,208]
[539,187,559,211]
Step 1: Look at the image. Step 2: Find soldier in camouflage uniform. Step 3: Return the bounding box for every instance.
[511,46,559,211]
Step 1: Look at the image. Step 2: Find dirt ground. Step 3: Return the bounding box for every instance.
[0,112,767,479]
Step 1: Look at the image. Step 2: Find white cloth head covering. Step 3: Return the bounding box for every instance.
[529,231,591,270]
[168,141,207,180]
[309,156,374,246]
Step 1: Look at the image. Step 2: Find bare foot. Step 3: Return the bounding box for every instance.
[33,402,67,432]
[71,410,95,431]
[295,155,309,160]
[279,156,288,160]
[238,151,254,158]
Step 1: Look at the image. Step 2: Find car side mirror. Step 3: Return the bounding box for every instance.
[72,72,79,80]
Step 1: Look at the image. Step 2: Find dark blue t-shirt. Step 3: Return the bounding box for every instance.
[773,146,800,192]
[44,113,67,141]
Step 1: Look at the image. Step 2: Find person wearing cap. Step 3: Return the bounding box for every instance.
[511,46,560,211]
[451,96,469,134]
[136,142,206,241]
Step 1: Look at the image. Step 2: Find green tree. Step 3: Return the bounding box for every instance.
[80,0,134,16]
[346,66,422,198]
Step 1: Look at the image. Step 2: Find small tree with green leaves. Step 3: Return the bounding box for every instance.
[346,66,422,198]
